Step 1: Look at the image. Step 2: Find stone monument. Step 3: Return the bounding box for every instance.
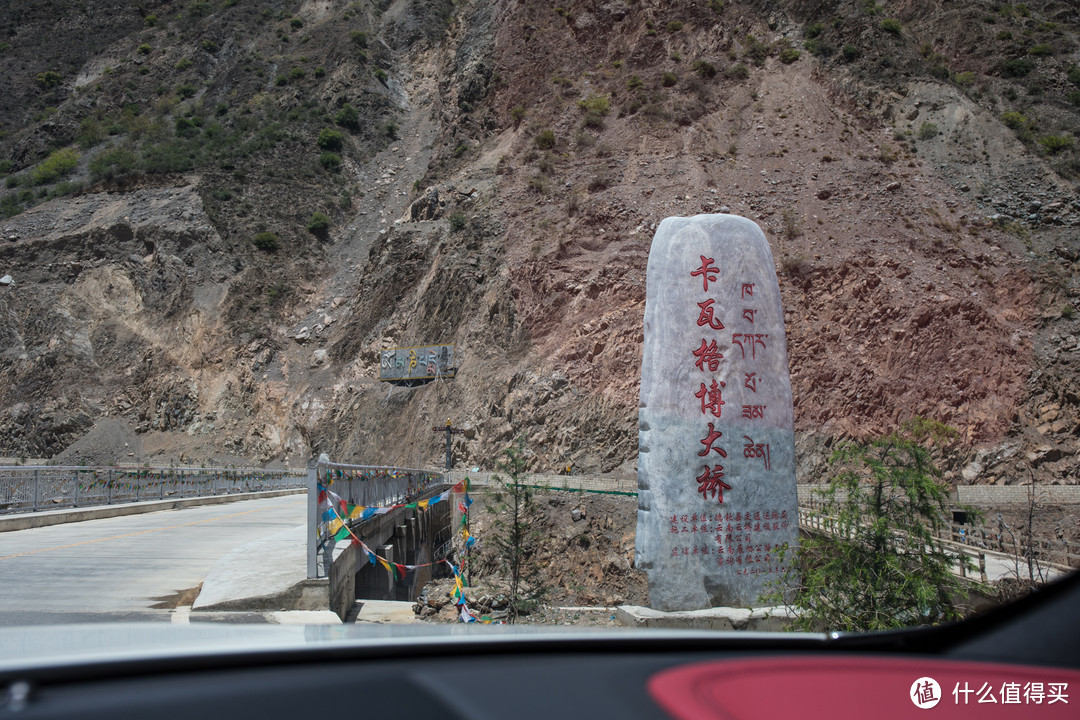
[636,213,799,611]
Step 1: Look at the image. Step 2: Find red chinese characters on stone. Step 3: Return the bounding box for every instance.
[691,256,720,292]
[696,465,731,503]
[744,372,758,393]
[692,338,723,372]
[741,283,755,299]
[742,308,757,325]
[698,423,728,458]
[695,379,726,418]
[696,299,725,330]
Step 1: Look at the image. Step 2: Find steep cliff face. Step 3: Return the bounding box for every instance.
[0,0,1077,486]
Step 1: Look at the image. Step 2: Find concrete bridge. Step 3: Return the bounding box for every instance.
[306,456,453,620]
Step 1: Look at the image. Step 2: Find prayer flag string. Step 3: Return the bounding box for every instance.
[320,476,490,623]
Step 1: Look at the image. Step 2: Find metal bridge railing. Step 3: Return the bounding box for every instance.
[0,465,304,515]
[307,454,446,579]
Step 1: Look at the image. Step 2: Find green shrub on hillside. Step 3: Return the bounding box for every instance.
[1039,135,1074,155]
[693,60,717,78]
[1001,111,1029,129]
[319,151,341,171]
[726,63,749,80]
[806,38,834,57]
[917,122,939,139]
[779,48,800,64]
[175,116,201,137]
[253,231,279,252]
[306,212,330,235]
[661,71,678,87]
[953,71,975,87]
[1002,58,1033,77]
[35,71,62,88]
[1027,44,1053,57]
[1,194,22,218]
[1001,111,1035,141]
[334,103,360,128]
[743,34,769,64]
[137,43,152,55]
[578,95,610,128]
[76,118,107,149]
[31,148,78,185]
[142,140,195,173]
[578,95,610,116]
[534,129,556,149]
[317,128,344,150]
[880,18,902,34]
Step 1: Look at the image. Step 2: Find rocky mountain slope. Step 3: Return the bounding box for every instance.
[0,0,1077,487]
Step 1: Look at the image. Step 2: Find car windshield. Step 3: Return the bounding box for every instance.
[0,0,1077,653]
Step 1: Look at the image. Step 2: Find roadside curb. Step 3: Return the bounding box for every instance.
[0,488,306,533]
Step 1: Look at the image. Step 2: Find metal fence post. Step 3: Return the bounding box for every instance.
[32,468,39,512]
[107,470,112,505]
[307,455,327,579]
[73,470,79,508]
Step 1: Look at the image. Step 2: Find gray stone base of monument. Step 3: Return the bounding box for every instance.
[636,213,799,611]
[614,604,797,632]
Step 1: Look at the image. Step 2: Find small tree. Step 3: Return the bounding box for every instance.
[335,103,360,129]
[306,212,330,237]
[768,419,972,632]
[253,231,279,252]
[317,128,344,150]
[488,439,545,622]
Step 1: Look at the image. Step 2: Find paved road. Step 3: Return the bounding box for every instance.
[0,495,304,626]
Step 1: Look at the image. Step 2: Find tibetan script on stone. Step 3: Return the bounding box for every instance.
[636,214,798,611]
[379,345,456,381]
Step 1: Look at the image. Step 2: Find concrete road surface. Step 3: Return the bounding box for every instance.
[0,494,304,626]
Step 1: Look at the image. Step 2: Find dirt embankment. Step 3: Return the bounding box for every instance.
[414,490,646,624]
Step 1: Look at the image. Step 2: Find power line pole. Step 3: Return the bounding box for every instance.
[433,419,470,583]
[432,418,466,471]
